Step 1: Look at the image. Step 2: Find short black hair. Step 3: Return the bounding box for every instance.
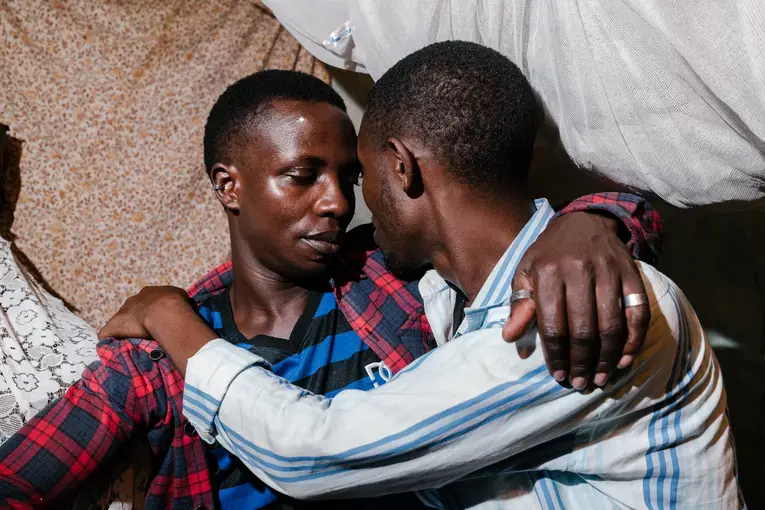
[362,41,538,191]
[204,69,347,174]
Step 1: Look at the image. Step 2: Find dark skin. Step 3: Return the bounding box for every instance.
[101,100,649,388]
[214,100,358,340]
[503,212,649,385]
[358,126,649,390]
[116,100,361,374]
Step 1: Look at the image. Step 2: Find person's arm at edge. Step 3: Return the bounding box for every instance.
[0,339,169,507]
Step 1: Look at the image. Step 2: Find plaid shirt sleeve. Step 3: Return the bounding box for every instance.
[555,192,663,264]
[0,264,230,509]
[0,339,183,508]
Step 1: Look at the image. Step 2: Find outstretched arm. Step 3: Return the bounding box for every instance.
[182,265,674,501]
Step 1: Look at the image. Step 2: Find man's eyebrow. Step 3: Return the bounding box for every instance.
[288,155,327,168]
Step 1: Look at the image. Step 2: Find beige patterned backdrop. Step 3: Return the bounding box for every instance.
[0,0,329,326]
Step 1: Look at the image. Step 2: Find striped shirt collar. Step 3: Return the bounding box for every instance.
[419,198,555,338]
[469,198,554,309]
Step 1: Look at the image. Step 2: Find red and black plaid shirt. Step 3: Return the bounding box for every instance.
[0,193,661,510]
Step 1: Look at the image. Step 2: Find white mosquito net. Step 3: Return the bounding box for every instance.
[264,0,765,208]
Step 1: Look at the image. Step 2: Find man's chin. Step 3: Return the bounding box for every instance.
[382,251,427,281]
[287,260,335,290]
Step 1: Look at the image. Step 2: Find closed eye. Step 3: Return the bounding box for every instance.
[286,166,317,185]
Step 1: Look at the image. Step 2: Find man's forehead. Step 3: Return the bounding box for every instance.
[248,106,332,143]
[256,101,319,133]
[234,104,354,170]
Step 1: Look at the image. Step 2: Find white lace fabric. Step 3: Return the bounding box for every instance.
[0,238,99,440]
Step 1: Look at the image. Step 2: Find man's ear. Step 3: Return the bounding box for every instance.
[210,163,241,214]
[387,137,423,198]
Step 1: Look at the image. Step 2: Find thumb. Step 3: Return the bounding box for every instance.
[503,273,536,343]
[98,316,121,340]
[98,313,145,341]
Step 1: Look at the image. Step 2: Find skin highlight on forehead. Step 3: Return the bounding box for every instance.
[236,100,357,175]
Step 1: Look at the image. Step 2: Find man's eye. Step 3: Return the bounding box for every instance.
[286,168,316,184]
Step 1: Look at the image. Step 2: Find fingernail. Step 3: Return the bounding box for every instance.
[594,373,609,387]
[617,355,634,369]
[553,370,567,382]
[571,377,587,390]
[518,347,530,359]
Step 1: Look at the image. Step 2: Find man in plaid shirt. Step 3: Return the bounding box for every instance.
[0,70,661,509]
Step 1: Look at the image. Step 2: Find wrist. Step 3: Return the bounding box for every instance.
[568,210,626,242]
[151,309,217,376]
[141,292,193,334]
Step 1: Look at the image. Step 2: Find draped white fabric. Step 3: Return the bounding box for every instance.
[264,0,765,208]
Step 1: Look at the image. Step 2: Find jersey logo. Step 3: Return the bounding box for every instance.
[364,361,393,387]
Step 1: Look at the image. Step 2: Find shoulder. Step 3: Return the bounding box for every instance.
[187,261,233,303]
[635,262,699,345]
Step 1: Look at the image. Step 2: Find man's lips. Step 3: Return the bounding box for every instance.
[301,230,344,255]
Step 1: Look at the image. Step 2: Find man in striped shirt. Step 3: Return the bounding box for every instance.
[147,43,742,508]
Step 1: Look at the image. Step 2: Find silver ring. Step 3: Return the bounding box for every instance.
[623,293,649,308]
[213,185,224,191]
[508,289,533,305]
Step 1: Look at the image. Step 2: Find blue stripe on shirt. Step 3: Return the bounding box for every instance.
[218,480,278,509]
[643,286,694,509]
[258,384,565,484]
[200,365,549,465]
[198,289,383,509]
[272,330,370,382]
[208,366,562,480]
[314,291,338,318]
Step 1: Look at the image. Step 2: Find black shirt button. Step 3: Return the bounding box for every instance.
[149,348,165,361]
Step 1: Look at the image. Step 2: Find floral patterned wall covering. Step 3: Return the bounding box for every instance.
[0,0,329,326]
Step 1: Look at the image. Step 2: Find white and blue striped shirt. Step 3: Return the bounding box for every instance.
[184,199,742,509]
